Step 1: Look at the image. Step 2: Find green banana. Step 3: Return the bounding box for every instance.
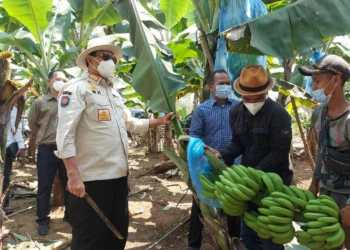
[289,196,308,208]
[245,218,259,231]
[222,170,236,183]
[237,165,254,178]
[303,189,316,201]
[257,226,272,237]
[258,208,274,216]
[232,165,249,179]
[267,172,284,192]
[220,193,241,209]
[269,206,294,217]
[242,176,260,192]
[231,187,251,201]
[305,240,325,249]
[270,227,295,240]
[202,189,217,199]
[257,231,271,240]
[262,174,276,193]
[327,228,345,244]
[199,174,216,191]
[219,175,235,188]
[237,183,256,197]
[296,230,312,239]
[312,233,332,242]
[227,167,245,185]
[256,220,270,230]
[308,228,328,236]
[304,212,328,220]
[321,222,341,233]
[318,195,335,203]
[296,237,312,245]
[282,185,297,198]
[305,205,322,213]
[306,221,328,228]
[244,212,257,222]
[317,216,339,224]
[268,215,293,224]
[308,199,323,206]
[272,237,289,245]
[247,167,264,189]
[270,191,291,200]
[215,181,227,193]
[274,197,296,212]
[319,198,339,214]
[257,216,272,224]
[268,223,293,233]
[223,187,244,205]
[261,198,280,208]
[319,205,338,218]
[289,185,307,201]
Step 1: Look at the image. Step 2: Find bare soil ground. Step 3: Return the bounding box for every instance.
[3,143,313,250]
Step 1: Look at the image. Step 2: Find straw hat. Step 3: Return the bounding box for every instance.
[234,66,274,96]
[76,37,122,71]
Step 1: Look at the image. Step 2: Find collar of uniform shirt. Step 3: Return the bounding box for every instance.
[46,91,55,100]
[208,97,234,107]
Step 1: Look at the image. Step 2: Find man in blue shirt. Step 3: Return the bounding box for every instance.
[188,70,240,250]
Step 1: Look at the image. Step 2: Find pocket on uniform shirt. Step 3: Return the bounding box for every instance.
[252,127,270,150]
[86,94,112,123]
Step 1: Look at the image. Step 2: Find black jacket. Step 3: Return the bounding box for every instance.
[219,98,293,183]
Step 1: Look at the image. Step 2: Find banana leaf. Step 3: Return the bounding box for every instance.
[121,0,187,136]
[272,77,317,109]
[223,0,350,58]
[159,0,191,30]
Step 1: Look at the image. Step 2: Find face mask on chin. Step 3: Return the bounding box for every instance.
[311,76,336,103]
[92,57,115,78]
[244,101,265,115]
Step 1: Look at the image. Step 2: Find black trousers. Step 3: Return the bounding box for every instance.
[69,177,129,250]
[3,142,18,206]
[188,197,241,248]
[36,144,69,225]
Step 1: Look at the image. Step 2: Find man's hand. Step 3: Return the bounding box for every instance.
[67,173,86,198]
[16,148,25,158]
[308,178,319,197]
[204,145,222,158]
[149,112,175,128]
[63,157,85,198]
[340,205,350,226]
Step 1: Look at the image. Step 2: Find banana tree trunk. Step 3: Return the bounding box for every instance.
[52,171,64,206]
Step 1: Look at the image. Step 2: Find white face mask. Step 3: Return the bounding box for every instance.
[244,101,265,115]
[93,57,115,77]
[53,81,65,92]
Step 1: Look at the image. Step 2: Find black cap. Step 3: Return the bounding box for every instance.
[299,55,350,81]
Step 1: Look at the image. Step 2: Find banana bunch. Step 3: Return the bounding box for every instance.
[255,192,296,244]
[296,195,344,249]
[261,172,284,193]
[281,185,316,211]
[199,173,217,199]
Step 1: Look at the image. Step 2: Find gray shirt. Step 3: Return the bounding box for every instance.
[312,104,350,194]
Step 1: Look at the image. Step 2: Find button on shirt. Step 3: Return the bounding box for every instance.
[56,73,149,182]
[189,98,238,150]
[7,107,25,149]
[28,92,59,145]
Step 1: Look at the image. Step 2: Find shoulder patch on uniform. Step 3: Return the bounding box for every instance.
[281,128,290,136]
[61,96,70,108]
[62,91,72,95]
[89,84,99,91]
[88,74,100,82]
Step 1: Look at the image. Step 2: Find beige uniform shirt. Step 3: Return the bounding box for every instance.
[28,92,59,145]
[56,73,149,182]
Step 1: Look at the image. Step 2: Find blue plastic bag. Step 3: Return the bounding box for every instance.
[187,137,220,207]
[215,0,268,99]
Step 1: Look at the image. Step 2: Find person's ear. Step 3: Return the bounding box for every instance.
[86,55,95,65]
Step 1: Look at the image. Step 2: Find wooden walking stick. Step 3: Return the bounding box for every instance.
[84,193,124,240]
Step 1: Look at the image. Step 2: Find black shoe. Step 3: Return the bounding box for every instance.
[3,205,12,215]
[37,224,49,235]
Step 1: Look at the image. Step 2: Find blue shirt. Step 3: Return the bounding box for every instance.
[189,98,238,150]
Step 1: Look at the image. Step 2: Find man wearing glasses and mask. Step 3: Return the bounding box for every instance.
[56,38,174,250]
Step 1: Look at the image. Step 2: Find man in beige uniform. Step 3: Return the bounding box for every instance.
[56,38,173,250]
[28,71,69,235]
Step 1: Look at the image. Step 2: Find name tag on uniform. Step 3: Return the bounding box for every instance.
[98,108,111,122]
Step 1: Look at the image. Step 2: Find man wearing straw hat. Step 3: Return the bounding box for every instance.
[56,38,173,250]
[206,65,293,250]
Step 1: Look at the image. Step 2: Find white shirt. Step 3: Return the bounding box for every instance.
[7,107,25,149]
[56,73,149,182]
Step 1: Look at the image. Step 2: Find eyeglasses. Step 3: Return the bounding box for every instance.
[96,53,117,63]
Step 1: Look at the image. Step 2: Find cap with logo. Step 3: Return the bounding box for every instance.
[299,54,350,81]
